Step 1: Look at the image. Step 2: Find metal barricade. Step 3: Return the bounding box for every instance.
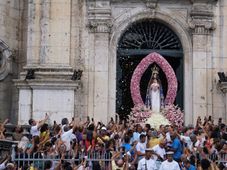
[11,145,112,170]
[0,140,18,159]
[209,152,227,165]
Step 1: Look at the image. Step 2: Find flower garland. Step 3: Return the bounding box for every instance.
[162,104,184,127]
[130,52,178,106]
[129,104,184,128]
[129,105,152,123]
[146,113,170,129]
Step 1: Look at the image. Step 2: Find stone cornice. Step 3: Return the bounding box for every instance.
[14,79,80,90]
[189,0,218,4]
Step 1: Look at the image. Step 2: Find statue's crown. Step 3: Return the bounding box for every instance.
[152,65,159,75]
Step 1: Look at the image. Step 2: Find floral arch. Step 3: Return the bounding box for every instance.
[130,52,178,106]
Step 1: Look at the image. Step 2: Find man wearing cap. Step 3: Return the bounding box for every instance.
[137,148,157,170]
[159,151,180,170]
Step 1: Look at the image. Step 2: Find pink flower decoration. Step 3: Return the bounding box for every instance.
[130,52,177,106]
[162,104,184,127]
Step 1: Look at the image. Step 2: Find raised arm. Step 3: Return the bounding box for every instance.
[37,113,49,129]
[2,119,9,126]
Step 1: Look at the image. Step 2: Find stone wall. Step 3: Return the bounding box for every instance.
[0,0,22,123]
[212,0,227,123]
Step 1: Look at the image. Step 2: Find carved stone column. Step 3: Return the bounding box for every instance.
[87,0,112,123]
[189,1,216,124]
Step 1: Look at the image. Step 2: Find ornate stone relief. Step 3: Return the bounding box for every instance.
[87,0,112,33]
[144,0,158,9]
[189,1,217,34]
[0,40,12,80]
[88,20,112,33]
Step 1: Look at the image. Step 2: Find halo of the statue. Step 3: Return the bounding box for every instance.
[130,52,178,106]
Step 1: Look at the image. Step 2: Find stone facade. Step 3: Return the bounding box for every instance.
[0,0,227,125]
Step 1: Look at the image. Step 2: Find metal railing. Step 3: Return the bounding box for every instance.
[10,144,227,169]
[11,145,112,170]
[209,153,227,164]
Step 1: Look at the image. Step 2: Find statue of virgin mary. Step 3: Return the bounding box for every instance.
[145,65,164,113]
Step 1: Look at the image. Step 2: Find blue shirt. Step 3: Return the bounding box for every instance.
[171,137,182,160]
[187,164,196,170]
[122,143,131,152]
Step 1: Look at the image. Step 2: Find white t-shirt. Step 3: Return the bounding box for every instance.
[137,158,157,170]
[152,144,166,160]
[30,125,39,137]
[136,142,146,160]
[180,135,192,151]
[61,129,73,151]
[166,132,171,142]
[159,160,180,170]
[0,162,6,170]
[136,142,146,154]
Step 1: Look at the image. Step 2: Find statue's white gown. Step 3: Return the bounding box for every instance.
[150,82,160,113]
[146,82,169,128]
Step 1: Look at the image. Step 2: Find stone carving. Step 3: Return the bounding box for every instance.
[87,0,112,33]
[144,0,158,9]
[0,40,12,80]
[189,1,217,34]
[88,20,112,33]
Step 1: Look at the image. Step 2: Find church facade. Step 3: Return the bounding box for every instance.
[0,0,227,125]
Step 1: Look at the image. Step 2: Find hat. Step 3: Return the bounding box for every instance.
[166,151,174,155]
[6,163,14,168]
[101,126,107,130]
[145,148,153,152]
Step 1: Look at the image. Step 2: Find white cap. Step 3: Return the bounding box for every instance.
[145,148,153,152]
[6,163,14,168]
[166,151,174,155]
[101,126,107,130]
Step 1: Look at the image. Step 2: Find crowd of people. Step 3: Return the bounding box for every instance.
[0,114,226,170]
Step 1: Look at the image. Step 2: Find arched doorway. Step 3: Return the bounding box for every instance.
[116,20,183,119]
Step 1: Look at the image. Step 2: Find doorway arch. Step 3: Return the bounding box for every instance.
[116,20,183,119]
[109,10,193,124]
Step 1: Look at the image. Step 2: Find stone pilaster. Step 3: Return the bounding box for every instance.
[189,1,216,124]
[26,0,72,68]
[87,0,112,123]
